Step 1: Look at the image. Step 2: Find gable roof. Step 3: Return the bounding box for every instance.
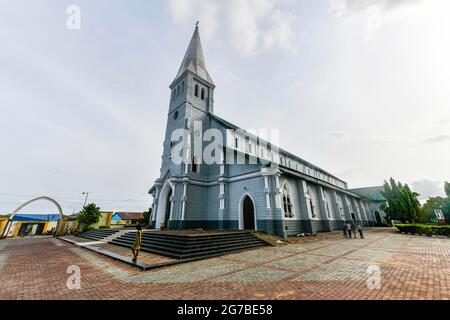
[113,212,143,220]
[10,214,60,222]
[350,186,386,201]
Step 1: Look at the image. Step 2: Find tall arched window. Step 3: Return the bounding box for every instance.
[194,84,199,97]
[282,182,294,218]
[201,88,206,100]
[307,186,317,218]
[191,156,198,173]
[181,81,185,93]
[176,85,180,97]
[169,141,175,159]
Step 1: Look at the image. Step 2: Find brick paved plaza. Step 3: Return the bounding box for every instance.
[0,229,449,300]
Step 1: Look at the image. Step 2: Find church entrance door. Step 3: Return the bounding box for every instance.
[243,196,255,230]
[375,211,382,225]
[164,189,172,229]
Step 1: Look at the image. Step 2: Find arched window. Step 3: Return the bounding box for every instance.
[192,156,198,173]
[181,81,185,93]
[307,186,317,218]
[176,85,180,97]
[201,88,206,100]
[194,84,199,97]
[282,182,294,218]
[169,141,175,159]
[173,88,177,99]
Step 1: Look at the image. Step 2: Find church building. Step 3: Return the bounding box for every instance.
[149,26,377,238]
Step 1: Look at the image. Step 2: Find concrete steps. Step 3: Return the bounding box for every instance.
[110,231,267,260]
[78,228,119,241]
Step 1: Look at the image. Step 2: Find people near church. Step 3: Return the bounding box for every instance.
[132,224,143,263]
[357,224,365,239]
[342,224,348,238]
[350,222,357,239]
[346,223,352,238]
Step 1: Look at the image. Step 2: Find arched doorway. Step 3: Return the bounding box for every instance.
[155,181,174,229]
[164,189,172,228]
[240,194,256,230]
[351,212,356,223]
[375,211,382,225]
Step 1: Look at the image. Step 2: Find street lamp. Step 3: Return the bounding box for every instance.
[82,192,89,207]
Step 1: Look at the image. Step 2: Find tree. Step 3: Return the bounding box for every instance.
[421,196,446,223]
[140,207,152,226]
[77,203,102,229]
[380,177,422,223]
[422,182,450,224]
[444,181,450,198]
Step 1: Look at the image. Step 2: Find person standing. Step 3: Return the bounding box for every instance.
[131,225,143,263]
[342,224,348,238]
[357,224,365,239]
[351,222,357,239]
[346,223,352,239]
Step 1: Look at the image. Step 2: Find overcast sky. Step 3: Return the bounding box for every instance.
[1,0,449,214]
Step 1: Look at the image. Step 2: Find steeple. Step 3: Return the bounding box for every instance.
[173,24,214,85]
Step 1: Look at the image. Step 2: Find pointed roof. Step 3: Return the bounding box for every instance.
[173,25,214,85]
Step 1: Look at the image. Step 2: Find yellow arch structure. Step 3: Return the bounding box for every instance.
[1,196,64,239]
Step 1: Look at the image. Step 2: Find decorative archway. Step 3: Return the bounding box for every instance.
[1,196,64,238]
[238,193,257,230]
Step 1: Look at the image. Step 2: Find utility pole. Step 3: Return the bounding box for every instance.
[82,192,89,207]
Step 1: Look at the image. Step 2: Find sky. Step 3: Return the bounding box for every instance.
[0,0,449,214]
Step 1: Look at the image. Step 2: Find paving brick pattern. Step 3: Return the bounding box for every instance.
[0,229,449,300]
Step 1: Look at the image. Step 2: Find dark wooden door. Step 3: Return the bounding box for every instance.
[164,189,172,228]
[243,196,255,230]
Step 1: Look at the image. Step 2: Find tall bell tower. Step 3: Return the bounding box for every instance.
[151,24,215,229]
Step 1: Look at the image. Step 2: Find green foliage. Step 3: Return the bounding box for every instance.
[77,203,102,227]
[395,224,450,236]
[444,181,450,198]
[422,197,446,222]
[420,182,450,224]
[140,208,152,226]
[380,178,422,223]
[124,224,141,228]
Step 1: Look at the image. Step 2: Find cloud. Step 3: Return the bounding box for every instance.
[421,134,450,144]
[329,0,424,38]
[329,130,349,140]
[329,0,423,16]
[167,0,297,55]
[411,179,446,200]
[263,9,298,53]
[435,117,450,126]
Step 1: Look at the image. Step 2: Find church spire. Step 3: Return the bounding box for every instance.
[173,23,214,85]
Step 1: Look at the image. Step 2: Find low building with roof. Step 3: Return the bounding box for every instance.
[111,212,144,226]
